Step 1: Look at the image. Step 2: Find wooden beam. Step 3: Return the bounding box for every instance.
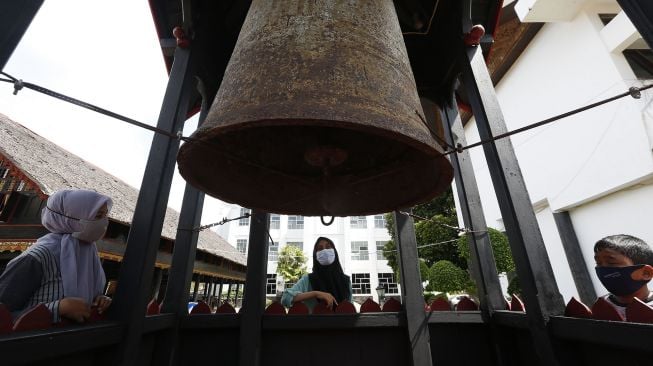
[238,211,269,366]
[461,44,564,365]
[393,210,433,366]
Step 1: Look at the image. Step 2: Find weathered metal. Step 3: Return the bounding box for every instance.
[178,0,453,216]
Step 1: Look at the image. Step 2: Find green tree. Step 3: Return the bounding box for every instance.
[276,245,308,284]
[419,259,430,280]
[428,260,470,293]
[383,188,463,279]
[415,214,465,269]
[456,228,514,274]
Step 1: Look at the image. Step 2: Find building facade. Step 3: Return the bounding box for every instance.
[458,0,653,301]
[217,207,400,304]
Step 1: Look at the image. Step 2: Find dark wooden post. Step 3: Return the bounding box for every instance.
[0,1,43,69]
[461,44,564,365]
[192,275,200,301]
[207,280,214,302]
[151,267,163,301]
[432,98,505,314]
[238,211,270,366]
[226,283,233,303]
[393,210,432,366]
[217,280,224,302]
[109,45,196,365]
[202,278,209,299]
[553,211,597,305]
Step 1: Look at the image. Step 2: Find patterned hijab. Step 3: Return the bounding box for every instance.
[37,189,112,303]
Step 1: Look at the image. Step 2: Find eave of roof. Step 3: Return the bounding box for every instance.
[0,114,246,266]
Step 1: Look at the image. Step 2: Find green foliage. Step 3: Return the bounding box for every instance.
[457,228,515,274]
[412,189,456,218]
[427,260,470,293]
[415,214,465,269]
[276,245,308,284]
[383,238,399,279]
[419,259,430,280]
[507,275,521,296]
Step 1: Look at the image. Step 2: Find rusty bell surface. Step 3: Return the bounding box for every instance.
[177,0,453,216]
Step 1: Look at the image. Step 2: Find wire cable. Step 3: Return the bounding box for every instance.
[444,84,653,155]
[3,71,649,166]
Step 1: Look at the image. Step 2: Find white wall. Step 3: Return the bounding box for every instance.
[569,181,653,296]
[457,3,653,301]
[218,207,396,303]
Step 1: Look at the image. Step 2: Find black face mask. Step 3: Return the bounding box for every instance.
[595,265,651,296]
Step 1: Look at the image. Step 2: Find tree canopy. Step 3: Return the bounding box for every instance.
[276,245,308,284]
[428,260,470,293]
[382,188,514,297]
[457,227,515,274]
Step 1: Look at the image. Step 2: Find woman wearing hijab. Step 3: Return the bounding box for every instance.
[0,189,112,323]
[281,237,352,311]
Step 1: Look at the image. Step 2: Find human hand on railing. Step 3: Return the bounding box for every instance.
[59,297,91,323]
[315,291,338,309]
[93,295,112,314]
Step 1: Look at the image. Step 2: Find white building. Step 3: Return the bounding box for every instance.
[457,0,653,301]
[217,207,400,304]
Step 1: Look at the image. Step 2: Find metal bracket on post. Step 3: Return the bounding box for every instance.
[461,44,564,365]
[239,210,270,366]
[393,210,433,366]
[109,45,196,366]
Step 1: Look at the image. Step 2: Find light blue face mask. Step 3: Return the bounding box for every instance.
[72,217,109,243]
[316,248,335,266]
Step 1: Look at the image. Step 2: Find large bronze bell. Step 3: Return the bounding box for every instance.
[177,0,453,216]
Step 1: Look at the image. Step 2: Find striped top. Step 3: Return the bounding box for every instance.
[0,244,63,322]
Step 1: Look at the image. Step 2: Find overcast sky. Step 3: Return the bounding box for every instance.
[0,1,235,225]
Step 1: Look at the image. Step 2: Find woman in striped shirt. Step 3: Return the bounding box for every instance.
[0,189,112,323]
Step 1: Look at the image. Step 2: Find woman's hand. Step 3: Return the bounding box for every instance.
[59,297,91,323]
[315,291,338,309]
[93,295,112,314]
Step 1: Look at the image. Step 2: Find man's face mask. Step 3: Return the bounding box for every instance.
[595,265,651,296]
[72,217,109,243]
[316,248,336,266]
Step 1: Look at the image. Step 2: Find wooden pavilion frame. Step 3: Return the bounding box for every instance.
[1,1,652,365]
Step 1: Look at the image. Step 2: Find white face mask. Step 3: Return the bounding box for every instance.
[72,217,109,243]
[316,248,336,266]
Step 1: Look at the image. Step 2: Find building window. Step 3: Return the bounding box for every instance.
[0,167,7,179]
[287,215,304,230]
[266,274,277,295]
[378,273,399,294]
[376,241,388,260]
[598,13,616,25]
[16,180,25,191]
[268,240,279,261]
[239,208,251,226]
[350,216,367,229]
[623,49,653,80]
[286,241,303,251]
[351,273,371,294]
[236,239,248,254]
[351,241,369,260]
[374,215,386,228]
[270,214,280,229]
